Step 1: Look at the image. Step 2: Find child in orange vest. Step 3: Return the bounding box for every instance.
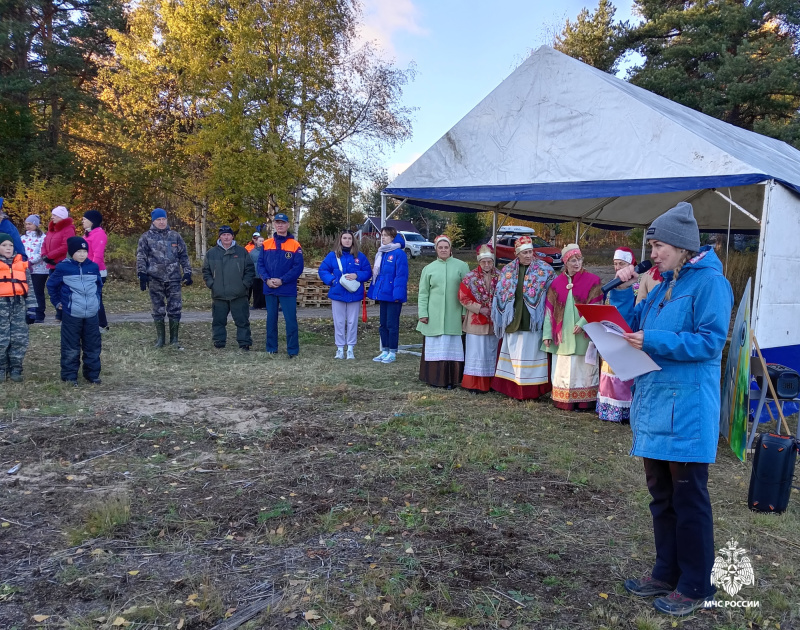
[0,233,37,382]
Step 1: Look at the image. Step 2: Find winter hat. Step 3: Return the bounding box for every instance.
[83,210,103,228]
[25,214,41,227]
[52,206,69,220]
[0,233,12,246]
[151,208,167,221]
[67,236,89,257]
[561,243,582,263]
[646,202,701,251]
[218,225,234,236]
[434,235,451,247]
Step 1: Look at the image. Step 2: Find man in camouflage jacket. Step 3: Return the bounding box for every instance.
[136,208,192,348]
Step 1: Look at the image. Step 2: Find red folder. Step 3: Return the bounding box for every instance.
[576,304,633,334]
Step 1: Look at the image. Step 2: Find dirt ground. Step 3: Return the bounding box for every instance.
[1,270,798,630]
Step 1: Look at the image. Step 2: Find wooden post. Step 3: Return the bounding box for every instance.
[752,331,792,435]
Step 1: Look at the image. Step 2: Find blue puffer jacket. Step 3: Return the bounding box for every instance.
[257,232,304,297]
[318,250,372,302]
[609,246,733,463]
[0,217,27,261]
[367,234,408,303]
[46,256,102,318]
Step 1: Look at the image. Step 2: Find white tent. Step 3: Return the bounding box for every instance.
[383,46,800,354]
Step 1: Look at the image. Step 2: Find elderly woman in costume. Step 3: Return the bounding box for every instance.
[491,236,555,399]
[543,244,603,411]
[458,244,500,393]
[597,247,639,422]
[417,235,470,388]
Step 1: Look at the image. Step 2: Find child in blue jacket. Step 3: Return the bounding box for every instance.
[318,230,372,359]
[367,227,408,364]
[47,237,103,385]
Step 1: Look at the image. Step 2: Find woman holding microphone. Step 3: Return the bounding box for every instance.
[609,202,733,617]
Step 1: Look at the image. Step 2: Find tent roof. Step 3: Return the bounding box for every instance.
[385,46,800,231]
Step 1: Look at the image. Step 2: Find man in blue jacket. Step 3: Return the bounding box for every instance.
[257,213,304,357]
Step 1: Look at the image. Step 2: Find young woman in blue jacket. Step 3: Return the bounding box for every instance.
[318,230,372,359]
[367,227,408,364]
[609,202,733,617]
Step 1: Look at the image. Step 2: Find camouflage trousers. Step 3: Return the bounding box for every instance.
[0,297,29,372]
[149,279,183,321]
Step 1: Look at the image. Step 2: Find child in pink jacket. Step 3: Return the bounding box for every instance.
[82,210,109,332]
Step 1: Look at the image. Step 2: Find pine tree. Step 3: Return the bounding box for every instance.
[554,0,621,73]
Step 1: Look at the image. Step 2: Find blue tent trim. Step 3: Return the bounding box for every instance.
[385,173,780,203]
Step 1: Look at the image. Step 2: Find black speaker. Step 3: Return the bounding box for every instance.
[767,364,800,400]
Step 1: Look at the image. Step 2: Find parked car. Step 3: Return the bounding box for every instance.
[493,234,563,269]
[399,231,435,258]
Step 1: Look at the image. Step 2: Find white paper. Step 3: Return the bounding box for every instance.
[582,322,661,381]
[585,342,598,365]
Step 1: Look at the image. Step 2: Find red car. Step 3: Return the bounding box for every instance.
[493,235,563,269]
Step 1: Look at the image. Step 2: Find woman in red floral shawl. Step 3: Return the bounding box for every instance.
[458,244,500,392]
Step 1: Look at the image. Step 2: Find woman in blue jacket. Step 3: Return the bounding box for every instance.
[318,230,372,359]
[609,202,733,617]
[367,227,408,364]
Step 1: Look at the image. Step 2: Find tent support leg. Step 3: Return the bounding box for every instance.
[386,198,407,221]
[641,228,647,263]
[712,189,760,225]
[492,210,498,249]
[575,222,581,242]
[380,193,387,228]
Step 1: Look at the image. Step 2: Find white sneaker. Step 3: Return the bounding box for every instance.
[346,347,355,360]
[373,350,388,362]
[334,348,344,359]
[381,351,397,364]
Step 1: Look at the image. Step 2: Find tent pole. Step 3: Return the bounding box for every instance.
[492,210,498,249]
[725,188,732,277]
[712,189,760,225]
[641,227,647,262]
[386,198,407,221]
[380,193,387,228]
[575,222,581,242]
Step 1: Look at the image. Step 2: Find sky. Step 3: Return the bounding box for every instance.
[358,0,640,180]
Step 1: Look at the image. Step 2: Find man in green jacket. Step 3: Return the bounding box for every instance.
[202,226,256,350]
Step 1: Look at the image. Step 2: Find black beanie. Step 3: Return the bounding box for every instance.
[68,236,89,257]
[83,209,103,229]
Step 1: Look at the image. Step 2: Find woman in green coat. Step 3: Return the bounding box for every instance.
[417,235,469,388]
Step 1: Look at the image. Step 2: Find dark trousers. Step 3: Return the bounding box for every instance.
[249,278,265,309]
[32,273,48,321]
[61,311,101,382]
[644,458,716,599]
[97,276,108,328]
[265,294,299,355]
[212,296,252,347]
[379,301,402,351]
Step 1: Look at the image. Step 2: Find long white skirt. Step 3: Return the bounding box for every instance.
[423,334,464,362]
[464,334,499,377]
[494,330,549,386]
[551,354,599,408]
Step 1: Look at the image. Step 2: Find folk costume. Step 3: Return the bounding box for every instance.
[597,248,638,423]
[417,236,469,388]
[491,236,555,400]
[543,244,603,411]
[458,245,500,392]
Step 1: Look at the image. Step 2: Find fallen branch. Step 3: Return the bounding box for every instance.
[209,591,282,630]
[72,437,141,468]
[483,585,527,609]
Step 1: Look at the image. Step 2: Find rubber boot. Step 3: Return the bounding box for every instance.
[169,318,183,349]
[154,320,166,348]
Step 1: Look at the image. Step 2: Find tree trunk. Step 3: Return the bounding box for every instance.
[194,204,202,259]
[199,197,208,259]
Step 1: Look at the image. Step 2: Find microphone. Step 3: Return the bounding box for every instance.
[602,260,653,294]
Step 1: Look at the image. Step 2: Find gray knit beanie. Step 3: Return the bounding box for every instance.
[646,202,701,251]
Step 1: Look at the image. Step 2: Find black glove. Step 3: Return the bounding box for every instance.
[183,271,193,286]
[42,256,56,266]
[25,308,37,325]
[138,272,149,291]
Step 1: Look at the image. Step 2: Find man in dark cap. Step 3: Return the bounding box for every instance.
[202,226,255,350]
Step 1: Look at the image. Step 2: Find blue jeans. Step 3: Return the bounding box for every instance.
[265,294,299,355]
[379,301,402,351]
[644,458,716,599]
[61,311,102,382]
